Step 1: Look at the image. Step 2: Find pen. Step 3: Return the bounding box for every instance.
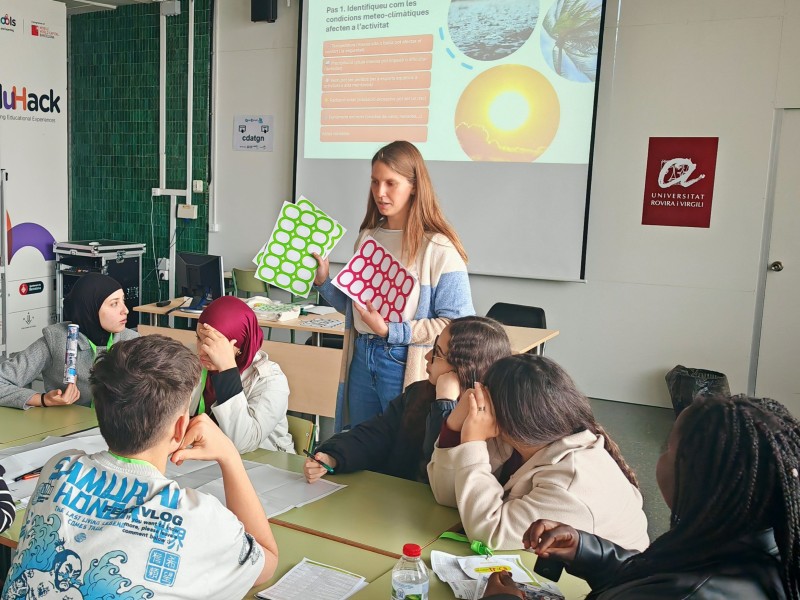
[14,467,42,482]
[303,450,335,474]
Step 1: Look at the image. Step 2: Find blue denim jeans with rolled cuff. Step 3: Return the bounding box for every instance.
[346,333,408,428]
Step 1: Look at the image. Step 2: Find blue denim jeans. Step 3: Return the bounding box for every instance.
[346,334,408,428]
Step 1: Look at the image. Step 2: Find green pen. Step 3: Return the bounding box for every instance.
[303,449,335,474]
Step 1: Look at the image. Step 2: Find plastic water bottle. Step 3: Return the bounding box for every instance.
[391,543,429,600]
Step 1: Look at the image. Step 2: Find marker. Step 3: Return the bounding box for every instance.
[302,450,334,474]
[14,467,42,482]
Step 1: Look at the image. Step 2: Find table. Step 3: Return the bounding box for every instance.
[246,526,397,598]
[245,450,461,558]
[135,299,559,354]
[503,325,560,354]
[352,538,592,600]
[0,405,97,446]
[134,298,346,336]
[0,406,98,548]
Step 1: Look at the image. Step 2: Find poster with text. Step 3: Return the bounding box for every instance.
[642,137,718,228]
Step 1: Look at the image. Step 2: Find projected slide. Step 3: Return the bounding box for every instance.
[305,0,602,164]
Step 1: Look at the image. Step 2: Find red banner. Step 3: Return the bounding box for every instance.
[642,137,718,228]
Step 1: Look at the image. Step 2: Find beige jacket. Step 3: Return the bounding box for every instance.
[191,351,295,454]
[427,430,649,552]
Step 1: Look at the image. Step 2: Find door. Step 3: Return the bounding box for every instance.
[756,109,800,414]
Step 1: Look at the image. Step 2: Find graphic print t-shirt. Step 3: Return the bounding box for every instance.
[2,450,264,600]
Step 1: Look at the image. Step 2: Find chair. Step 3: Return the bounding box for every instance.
[287,415,315,454]
[231,268,273,340]
[486,302,548,355]
[231,268,270,298]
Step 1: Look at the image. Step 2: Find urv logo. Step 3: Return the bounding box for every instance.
[0,82,61,112]
[0,14,16,26]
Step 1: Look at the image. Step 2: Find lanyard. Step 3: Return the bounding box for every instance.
[86,334,114,409]
[438,532,494,557]
[197,368,208,415]
[108,450,158,469]
[87,333,114,358]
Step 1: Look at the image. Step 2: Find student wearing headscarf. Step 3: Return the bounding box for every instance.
[190,295,295,454]
[0,273,138,409]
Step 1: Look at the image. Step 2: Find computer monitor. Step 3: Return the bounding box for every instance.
[174,252,224,312]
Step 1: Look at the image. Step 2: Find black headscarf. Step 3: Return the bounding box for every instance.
[63,273,124,346]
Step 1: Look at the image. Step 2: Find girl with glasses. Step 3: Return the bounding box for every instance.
[428,354,649,552]
[303,316,510,483]
[313,141,474,431]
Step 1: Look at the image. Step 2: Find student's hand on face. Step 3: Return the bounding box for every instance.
[481,572,524,600]
[197,323,238,372]
[353,301,389,337]
[435,370,461,400]
[171,414,238,466]
[43,383,81,406]
[523,519,580,563]
[446,385,474,432]
[461,383,499,443]
[303,452,337,483]
[312,252,330,286]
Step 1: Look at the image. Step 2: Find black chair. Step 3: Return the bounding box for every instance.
[486,302,547,355]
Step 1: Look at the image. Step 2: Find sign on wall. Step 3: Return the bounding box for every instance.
[233,114,273,152]
[642,137,718,228]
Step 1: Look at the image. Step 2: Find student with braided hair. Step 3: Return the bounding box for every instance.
[428,354,649,552]
[521,395,800,600]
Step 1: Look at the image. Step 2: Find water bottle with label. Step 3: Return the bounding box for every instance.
[391,543,429,600]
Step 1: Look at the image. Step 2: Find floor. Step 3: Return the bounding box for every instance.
[590,398,675,540]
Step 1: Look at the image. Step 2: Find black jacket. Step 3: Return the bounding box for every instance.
[315,380,454,482]
[565,529,785,599]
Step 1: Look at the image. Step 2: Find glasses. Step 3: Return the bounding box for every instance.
[432,335,448,361]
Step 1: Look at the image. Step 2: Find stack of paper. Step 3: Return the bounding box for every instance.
[430,551,563,600]
[256,558,367,600]
[245,296,302,321]
[253,196,346,299]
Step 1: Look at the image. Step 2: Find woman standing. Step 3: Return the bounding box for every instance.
[0,273,137,409]
[314,140,474,430]
[192,295,295,454]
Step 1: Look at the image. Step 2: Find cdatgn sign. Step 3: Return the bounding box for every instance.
[642,137,718,228]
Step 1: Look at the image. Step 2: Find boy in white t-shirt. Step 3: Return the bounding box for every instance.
[2,335,279,600]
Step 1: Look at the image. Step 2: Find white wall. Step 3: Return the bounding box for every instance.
[211,0,800,407]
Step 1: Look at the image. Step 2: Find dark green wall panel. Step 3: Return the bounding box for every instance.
[69,0,212,304]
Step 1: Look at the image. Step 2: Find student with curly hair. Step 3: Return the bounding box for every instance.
[523,395,800,599]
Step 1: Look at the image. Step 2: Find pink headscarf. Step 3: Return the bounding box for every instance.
[198,296,263,372]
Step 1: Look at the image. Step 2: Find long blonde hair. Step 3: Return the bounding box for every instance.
[359,141,468,264]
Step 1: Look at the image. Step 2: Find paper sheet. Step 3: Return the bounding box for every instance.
[189,463,345,518]
[332,236,417,322]
[0,436,342,518]
[252,197,346,298]
[256,558,366,600]
[431,551,563,600]
[0,435,109,481]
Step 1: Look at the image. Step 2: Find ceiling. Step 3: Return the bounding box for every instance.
[53,0,159,16]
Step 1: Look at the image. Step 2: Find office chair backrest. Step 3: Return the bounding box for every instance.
[232,268,269,297]
[486,302,546,329]
[486,302,547,354]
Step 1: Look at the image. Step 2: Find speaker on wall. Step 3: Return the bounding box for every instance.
[252,0,278,22]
